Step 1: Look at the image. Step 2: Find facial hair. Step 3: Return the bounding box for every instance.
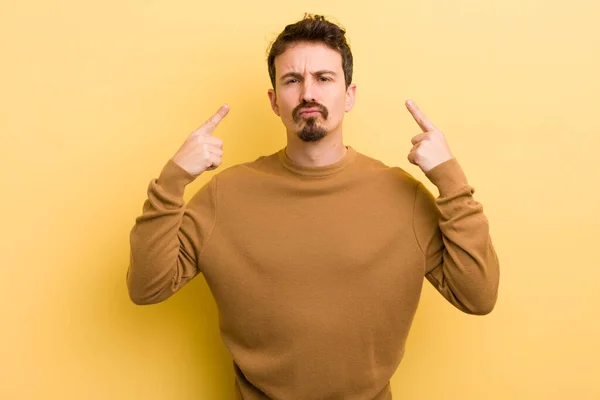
[298,117,327,142]
[292,102,329,143]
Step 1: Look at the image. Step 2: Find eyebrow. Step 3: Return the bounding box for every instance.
[279,70,338,81]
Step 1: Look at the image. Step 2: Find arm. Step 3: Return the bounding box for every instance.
[413,158,500,315]
[126,160,217,305]
[127,104,229,305]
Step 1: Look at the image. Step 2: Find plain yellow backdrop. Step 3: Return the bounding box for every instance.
[2,0,599,399]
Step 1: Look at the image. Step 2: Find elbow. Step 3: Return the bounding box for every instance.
[126,272,167,306]
[128,287,170,305]
[467,302,495,315]
[464,293,498,315]
[128,290,157,306]
[465,264,500,316]
[127,278,171,305]
[127,284,159,305]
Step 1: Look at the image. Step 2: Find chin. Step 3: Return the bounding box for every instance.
[297,131,327,142]
[296,118,328,142]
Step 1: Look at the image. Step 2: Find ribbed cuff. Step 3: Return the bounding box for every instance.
[424,157,469,197]
[155,159,197,198]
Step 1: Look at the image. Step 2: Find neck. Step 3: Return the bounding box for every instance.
[285,132,347,167]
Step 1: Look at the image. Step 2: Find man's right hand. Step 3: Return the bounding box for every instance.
[172,104,230,177]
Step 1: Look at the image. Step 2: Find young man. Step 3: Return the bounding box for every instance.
[127,14,500,400]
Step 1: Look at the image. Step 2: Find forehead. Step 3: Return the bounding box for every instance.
[275,42,343,75]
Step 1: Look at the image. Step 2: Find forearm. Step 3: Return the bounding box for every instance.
[426,185,500,314]
[127,160,201,305]
[417,158,500,315]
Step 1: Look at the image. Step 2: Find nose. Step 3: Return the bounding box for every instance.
[301,80,315,103]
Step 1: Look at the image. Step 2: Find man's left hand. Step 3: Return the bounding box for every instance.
[405,99,454,173]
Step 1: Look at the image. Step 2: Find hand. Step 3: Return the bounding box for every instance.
[172,104,230,177]
[405,99,453,173]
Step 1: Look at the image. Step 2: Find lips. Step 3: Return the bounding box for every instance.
[293,103,328,122]
[299,108,321,115]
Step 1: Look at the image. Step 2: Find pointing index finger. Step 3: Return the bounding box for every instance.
[206,104,230,127]
[406,99,436,132]
[197,104,230,136]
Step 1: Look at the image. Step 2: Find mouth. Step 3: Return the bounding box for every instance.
[299,110,321,117]
[293,104,328,122]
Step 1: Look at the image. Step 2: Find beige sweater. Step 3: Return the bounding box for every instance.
[127,145,500,400]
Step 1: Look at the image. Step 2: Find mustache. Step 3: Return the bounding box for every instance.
[292,102,329,122]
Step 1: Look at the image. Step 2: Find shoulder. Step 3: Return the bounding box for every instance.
[354,150,422,192]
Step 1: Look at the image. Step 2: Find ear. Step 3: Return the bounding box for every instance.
[267,88,280,116]
[345,83,357,112]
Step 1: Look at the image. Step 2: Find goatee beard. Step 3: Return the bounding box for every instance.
[292,101,329,142]
[297,117,327,142]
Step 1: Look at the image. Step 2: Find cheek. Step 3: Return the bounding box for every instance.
[277,94,296,118]
[329,95,346,119]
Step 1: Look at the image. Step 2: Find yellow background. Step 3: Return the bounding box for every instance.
[2,0,599,399]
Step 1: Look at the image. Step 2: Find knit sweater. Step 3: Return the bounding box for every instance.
[127,145,500,400]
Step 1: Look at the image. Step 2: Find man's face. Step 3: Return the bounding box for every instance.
[268,41,356,142]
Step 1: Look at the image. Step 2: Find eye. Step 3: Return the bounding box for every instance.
[319,76,331,82]
[285,79,299,84]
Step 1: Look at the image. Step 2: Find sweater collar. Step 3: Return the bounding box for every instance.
[277,145,357,177]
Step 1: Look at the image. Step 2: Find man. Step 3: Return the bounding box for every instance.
[127,14,500,400]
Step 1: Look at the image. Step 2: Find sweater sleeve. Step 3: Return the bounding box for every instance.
[412,158,500,315]
[126,159,218,305]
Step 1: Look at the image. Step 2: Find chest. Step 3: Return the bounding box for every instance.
[199,182,425,327]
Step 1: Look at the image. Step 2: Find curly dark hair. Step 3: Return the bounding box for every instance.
[266,13,353,90]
